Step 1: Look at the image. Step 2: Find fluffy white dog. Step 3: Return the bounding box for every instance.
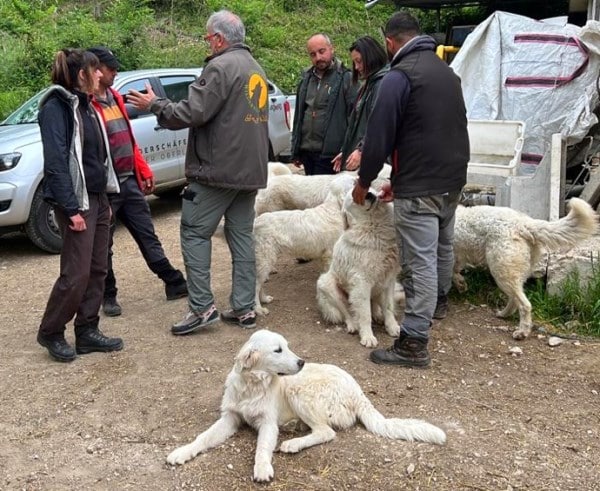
[317,190,400,347]
[254,174,355,315]
[453,197,598,339]
[166,330,446,482]
[255,164,392,216]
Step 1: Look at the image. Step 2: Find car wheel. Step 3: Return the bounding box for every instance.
[154,186,184,199]
[25,187,62,254]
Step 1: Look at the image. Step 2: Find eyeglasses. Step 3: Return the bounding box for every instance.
[203,32,220,43]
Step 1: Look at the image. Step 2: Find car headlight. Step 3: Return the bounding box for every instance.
[0,152,21,171]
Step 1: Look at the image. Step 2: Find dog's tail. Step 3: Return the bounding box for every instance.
[357,399,446,445]
[527,197,598,251]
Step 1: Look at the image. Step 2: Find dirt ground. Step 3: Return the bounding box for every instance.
[1,196,599,491]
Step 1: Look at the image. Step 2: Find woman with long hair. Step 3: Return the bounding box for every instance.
[36,48,123,362]
[333,36,388,172]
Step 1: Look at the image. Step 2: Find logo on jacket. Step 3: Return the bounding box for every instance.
[246,73,268,113]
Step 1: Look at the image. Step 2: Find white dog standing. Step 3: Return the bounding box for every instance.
[253,174,355,315]
[166,330,446,482]
[317,190,400,347]
[453,197,598,339]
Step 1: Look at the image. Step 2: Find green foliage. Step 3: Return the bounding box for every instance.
[454,266,600,338]
[527,267,600,337]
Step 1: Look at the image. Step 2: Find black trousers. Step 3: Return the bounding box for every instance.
[105,176,171,298]
[298,151,337,176]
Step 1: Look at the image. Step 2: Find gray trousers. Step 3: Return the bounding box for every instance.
[180,181,257,314]
[394,190,461,340]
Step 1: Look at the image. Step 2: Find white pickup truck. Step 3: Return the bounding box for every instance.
[0,68,296,253]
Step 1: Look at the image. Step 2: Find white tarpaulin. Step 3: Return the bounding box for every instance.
[451,11,600,175]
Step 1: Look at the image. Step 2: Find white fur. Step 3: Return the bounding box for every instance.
[268,161,293,177]
[166,330,446,482]
[254,174,355,315]
[255,164,392,216]
[453,197,598,339]
[316,191,401,347]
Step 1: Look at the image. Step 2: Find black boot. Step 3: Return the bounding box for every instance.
[75,324,124,355]
[149,259,187,300]
[102,296,122,317]
[433,294,448,320]
[37,332,76,362]
[370,332,430,368]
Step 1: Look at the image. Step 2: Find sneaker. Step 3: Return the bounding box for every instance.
[165,280,188,301]
[220,309,257,329]
[370,332,430,368]
[433,295,448,320]
[75,327,124,354]
[171,305,219,335]
[37,332,76,362]
[102,297,122,317]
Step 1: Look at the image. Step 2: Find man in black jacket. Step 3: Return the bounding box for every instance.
[352,12,469,368]
[291,33,358,175]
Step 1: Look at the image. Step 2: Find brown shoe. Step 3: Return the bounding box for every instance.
[370,332,430,368]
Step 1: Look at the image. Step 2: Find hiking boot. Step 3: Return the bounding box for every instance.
[433,295,448,320]
[102,297,122,317]
[370,332,430,368]
[37,332,76,362]
[171,305,219,335]
[220,309,257,329]
[165,279,188,301]
[75,327,124,354]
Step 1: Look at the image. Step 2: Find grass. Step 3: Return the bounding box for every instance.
[451,266,600,338]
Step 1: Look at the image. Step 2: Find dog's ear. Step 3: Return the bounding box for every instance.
[234,347,260,371]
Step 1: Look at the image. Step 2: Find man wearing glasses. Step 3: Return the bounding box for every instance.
[128,10,269,334]
[352,12,470,368]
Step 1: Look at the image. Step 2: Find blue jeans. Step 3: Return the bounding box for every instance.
[394,191,461,340]
[180,181,257,314]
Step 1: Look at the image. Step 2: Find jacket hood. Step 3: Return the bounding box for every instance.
[390,35,437,67]
[38,85,77,109]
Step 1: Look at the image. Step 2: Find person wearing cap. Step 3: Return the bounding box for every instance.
[87,46,188,317]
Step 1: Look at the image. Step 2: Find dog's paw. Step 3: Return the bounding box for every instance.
[279,438,302,454]
[256,305,270,316]
[512,329,529,340]
[385,322,400,337]
[346,323,358,334]
[263,294,273,304]
[360,334,378,348]
[166,445,194,465]
[253,462,274,482]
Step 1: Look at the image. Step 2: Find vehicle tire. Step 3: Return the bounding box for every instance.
[25,187,62,254]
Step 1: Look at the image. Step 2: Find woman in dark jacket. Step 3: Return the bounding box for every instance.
[333,36,388,172]
[36,48,123,362]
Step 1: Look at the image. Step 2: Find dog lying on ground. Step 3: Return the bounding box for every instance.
[317,190,400,347]
[453,197,598,339]
[166,329,446,482]
[254,174,355,315]
[255,164,392,216]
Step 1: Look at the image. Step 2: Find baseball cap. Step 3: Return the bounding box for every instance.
[87,46,120,69]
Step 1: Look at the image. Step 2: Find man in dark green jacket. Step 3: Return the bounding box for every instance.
[291,33,358,175]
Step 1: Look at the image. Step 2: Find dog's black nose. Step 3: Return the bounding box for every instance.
[297,359,305,368]
[366,192,376,204]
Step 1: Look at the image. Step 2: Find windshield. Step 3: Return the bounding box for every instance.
[1,89,47,125]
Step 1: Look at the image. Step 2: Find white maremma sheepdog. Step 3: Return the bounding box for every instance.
[254,174,355,315]
[317,190,400,347]
[166,330,446,482]
[453,197,598,340]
